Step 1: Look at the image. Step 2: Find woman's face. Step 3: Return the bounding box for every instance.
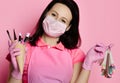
[46,3,72,27]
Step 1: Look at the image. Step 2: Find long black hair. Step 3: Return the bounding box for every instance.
[29,0,81,49]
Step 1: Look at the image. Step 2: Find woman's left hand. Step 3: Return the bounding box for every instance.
[82,43,107,70]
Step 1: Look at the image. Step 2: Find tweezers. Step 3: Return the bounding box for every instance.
[6,30,12,41]
[106,53,110,77]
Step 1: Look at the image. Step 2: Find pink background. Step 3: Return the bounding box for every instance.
[0,0,120,83]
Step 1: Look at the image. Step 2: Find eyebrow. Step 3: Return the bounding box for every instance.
[50,10,58,15]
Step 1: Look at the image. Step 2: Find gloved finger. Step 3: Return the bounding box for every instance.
[109,43,113,47]
[94,43,109,53]
[97,59,104,65]
[11,48,21,54]
[10,48,21,56]
[8,40,17,47]
[94,57,104,65]
[9,46,20,52]
[106,43,114,50]
[11,57,18,69]
[8,40,12,47]
[94,46,104,53]
[95,43,105,47]
[12,51,21,57]
[13,48,21,52]
[94,52,104,62]
[9,41,18,50]
[99,52,105,58]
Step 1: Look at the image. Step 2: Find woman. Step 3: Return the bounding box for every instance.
[7,0,106,83]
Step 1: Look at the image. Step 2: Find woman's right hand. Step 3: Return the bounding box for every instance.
[8,40,25,80]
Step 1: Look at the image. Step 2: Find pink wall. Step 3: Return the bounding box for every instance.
[0,0,120,83]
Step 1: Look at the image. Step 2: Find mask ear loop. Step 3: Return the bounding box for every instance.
[6,30,12,41]
[65,25,71,31]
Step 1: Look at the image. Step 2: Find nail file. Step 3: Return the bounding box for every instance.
[13,29,17,40]
[106,52,110,77]
[101,50,108,70]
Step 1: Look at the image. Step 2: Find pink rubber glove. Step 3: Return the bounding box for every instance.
[82,43,107,70]
[8,41,22,79]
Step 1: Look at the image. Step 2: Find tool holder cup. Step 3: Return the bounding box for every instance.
[15,41,26,75]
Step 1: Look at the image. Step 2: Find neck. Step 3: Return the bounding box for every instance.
[42,34,59,46]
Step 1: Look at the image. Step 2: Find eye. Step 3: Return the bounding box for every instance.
[61,19,66,23]
[51,13,56,17]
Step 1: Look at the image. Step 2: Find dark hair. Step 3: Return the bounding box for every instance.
[29,0,81,49]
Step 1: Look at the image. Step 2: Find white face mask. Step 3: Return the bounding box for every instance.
[42,16,67,38]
